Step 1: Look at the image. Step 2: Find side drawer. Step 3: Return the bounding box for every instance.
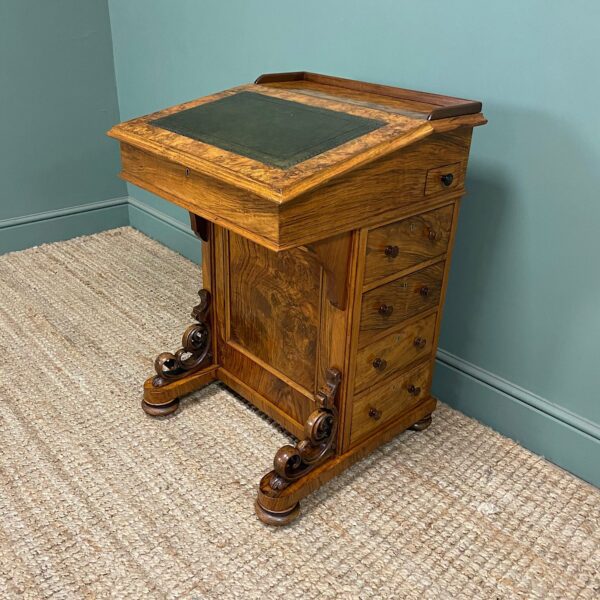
[364,204,454,285]
[354,312,436,393]
[359,262,444,345]
[350,361,431,445]
[424,161,463,196]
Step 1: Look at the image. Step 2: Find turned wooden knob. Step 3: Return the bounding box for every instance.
[372,357,387,371]
[413,337,427,349]
[368,407,382,420]
[379,304,394,316]
[419,286,430,297]
[441,173,454,187]
[384,245,399,258]
[407,384,421,396]
[428,229,437,241]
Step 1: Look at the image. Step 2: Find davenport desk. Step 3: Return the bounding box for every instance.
[108,72,486,525]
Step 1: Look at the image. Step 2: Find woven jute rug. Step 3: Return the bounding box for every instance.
[0,227,598,599]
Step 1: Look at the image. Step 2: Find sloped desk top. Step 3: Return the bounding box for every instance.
[150,91,386,170]
[108,71,485,250]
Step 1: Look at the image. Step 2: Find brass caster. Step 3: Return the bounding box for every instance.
[409,414,432,432]
[255,499,300,526]
[141,397,180,417]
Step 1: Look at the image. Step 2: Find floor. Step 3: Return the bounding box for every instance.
[0,227,598,599]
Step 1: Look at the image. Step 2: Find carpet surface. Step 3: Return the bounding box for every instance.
[0,227,598,599]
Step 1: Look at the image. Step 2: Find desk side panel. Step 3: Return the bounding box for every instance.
[279,128,473,249]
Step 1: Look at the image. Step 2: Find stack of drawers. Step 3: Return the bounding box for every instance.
[350,203,455,445]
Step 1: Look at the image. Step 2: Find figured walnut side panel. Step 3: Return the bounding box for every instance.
[227,232,321,392]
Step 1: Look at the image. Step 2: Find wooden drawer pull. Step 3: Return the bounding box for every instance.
[384,245,399,258]
[407,384,421,396]
[428,229,438,241]
[372,357,387,371]
[379,304,394,316]
[441,173,454,187]
[413,337,427,349]
[368,407,382,420]
[419,286,430,297]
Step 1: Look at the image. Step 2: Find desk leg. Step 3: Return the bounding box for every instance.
[256,396,437,526]
[255,368,341,525]
[142,287,216,416]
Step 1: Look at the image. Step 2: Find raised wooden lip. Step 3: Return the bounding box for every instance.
[255,71,482,120]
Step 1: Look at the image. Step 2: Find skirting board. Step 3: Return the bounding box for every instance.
[0,197,129,255]
[434,351,599,488]
[128,196,600,489]
[128,197,200,264]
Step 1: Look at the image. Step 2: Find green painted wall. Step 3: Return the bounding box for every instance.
[107,0,599,484]
[0,0,127,252]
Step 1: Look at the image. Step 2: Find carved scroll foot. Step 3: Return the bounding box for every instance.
[409,414,433,432]
[152,289,212,387]
[142,288,217,416]
[255,368,341,526]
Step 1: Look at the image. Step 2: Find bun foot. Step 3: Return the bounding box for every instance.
[141,398,180,417]
[255,499,300,526]
[409,414,432,432]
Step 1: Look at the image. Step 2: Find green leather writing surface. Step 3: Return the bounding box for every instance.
[151,92,385,169]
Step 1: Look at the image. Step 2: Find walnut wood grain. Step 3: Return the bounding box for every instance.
[218,342,314,435]
[306,231,353,309]
[117,123,473,251]
[354,312,437,393]
[255,72,483,120]
[425,162,462,196]
[359,261,445,346]
[119,143,281,249]
[350,361,431,445]
[142,365,218,416]
[227,231,321,392]
[364,204,454,286]
[277,130,472,250]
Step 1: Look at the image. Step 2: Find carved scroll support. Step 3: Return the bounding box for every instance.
[142,288,216,416]
[255,368,341,526]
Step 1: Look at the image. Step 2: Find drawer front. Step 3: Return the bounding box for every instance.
[425,162,462,196]
[364,205,453,285]
[355,312,437,393]
[351,361,431,445]
[359,262,444,342]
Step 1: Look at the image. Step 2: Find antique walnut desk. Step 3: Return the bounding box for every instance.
[108,72,485,525]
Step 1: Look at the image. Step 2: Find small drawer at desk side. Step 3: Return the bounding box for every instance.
[359,262,444,345]
[425,162,463,196]
[350,361,431,445]
[355,312,437,393]
[364,205,453,285]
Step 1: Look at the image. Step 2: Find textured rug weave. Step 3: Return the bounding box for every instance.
[0,227,598,599]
